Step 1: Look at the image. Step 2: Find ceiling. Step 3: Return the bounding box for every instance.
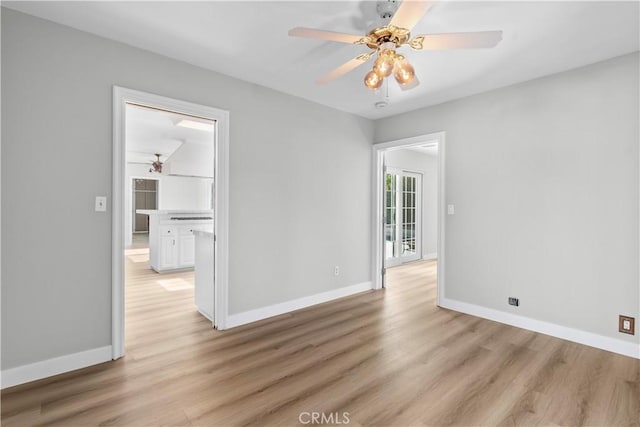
[405,143,438,156]
[6,1,639,119]
[125,104,214,165]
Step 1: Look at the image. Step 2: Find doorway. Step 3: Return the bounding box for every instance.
[125,103,215,359]
[372,132,445,304]
[112,87,230,360]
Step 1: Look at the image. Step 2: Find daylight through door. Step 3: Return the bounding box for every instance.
[385,168,422,266]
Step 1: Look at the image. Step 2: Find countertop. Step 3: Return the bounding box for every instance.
[136,209,214,216]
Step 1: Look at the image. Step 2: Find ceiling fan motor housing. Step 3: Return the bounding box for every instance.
[364,26,410,50]
[376,0,399,20]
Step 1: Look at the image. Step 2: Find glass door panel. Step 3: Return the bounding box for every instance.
[385,169,421,265]
[401,175,417,256]
[385,173,397,259]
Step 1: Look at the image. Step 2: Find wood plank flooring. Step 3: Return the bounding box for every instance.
[2,256,638,426]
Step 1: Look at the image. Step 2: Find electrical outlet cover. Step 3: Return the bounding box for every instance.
[619,315,635,335]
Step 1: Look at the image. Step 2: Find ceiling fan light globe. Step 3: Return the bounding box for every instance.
[373,50,395,77]
[373,59,394,77]
[394,60,415,85]
[364,69,383,90]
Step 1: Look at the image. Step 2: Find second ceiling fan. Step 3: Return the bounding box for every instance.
[288,0,502,91]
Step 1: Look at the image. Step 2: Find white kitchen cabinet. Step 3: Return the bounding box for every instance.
[159,235,177,269]
[179,235,195,266]
[159,232,194,271]
[136,210,213,273]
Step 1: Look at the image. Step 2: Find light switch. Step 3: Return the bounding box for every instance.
[95,196,107,212]
[447,204,455,215]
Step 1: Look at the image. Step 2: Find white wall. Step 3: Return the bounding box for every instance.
[384,149,438,258]
[376,52,639,347]
[1,9,373,371]
[163,142,214,178]
[159,176,211,211]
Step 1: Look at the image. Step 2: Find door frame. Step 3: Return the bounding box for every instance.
[371,131,445,306]
[112,86,230,360]
[384,167,423,267]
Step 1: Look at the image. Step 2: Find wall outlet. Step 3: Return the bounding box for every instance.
[508,297,519,307]
[447,204,455,215]
[334,266,340,276]
[619,315,635,335]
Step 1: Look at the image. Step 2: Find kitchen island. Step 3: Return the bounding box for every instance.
[136,209,213,273]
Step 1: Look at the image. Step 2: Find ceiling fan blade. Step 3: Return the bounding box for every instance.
[288,27,366,45]
[409,31,503,50]
[399,75,420,91]
[316,52,374,85]
[389,0,433,32]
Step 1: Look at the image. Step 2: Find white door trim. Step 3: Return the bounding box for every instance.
[371,132,445,306]
[112,86,230,360]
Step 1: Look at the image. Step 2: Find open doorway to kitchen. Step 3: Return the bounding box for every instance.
[372,132,444,305]
[112,87,229,360]
[124,102,215,359]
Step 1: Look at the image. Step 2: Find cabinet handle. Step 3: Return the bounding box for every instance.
[173,239,175,246]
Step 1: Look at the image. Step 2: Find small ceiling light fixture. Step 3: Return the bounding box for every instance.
[149,153,163,173]
[375,100,388,109]
[176,119,215,132]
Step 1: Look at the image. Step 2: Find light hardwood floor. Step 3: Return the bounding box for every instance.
[2,257,638,426]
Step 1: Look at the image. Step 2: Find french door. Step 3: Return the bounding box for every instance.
[384,168,422,266]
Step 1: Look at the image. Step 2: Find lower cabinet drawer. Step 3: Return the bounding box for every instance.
[179,226,196,236]
[158,226,177,236]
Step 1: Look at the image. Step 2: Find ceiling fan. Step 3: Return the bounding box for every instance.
[149,153,163,173]
[288,0,502,91]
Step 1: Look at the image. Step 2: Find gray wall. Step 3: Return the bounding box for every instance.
[384,149,438,257]
[376,52,639,344]
[1,9,373,369]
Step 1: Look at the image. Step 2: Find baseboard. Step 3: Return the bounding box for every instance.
[422,252,437,260]
[440,298,639,359]
[1,345,113,389]
[227,281,373,328]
